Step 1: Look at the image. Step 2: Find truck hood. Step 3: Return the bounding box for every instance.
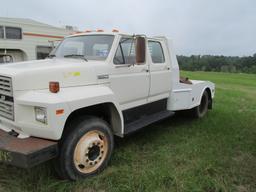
[0,58,107,91]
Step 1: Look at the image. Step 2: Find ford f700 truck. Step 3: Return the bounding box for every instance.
[0,31,215,180]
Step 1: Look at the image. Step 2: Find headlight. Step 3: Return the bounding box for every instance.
[34,107,47,124]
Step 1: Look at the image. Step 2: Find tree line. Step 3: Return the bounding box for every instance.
[177,54,256,74]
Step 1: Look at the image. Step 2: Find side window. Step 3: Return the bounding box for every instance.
[5,27,22,39]
[148,41,165,63]
[114,37,136,64]
[0,26,4,39]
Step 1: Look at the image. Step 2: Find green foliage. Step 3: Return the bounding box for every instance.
[177,54,256,74]
[0,72,255,192]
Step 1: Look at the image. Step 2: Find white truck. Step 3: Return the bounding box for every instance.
[0,31,215,180]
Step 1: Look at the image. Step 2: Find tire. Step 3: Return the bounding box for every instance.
[190,90,209,118]
[54,116,114,180]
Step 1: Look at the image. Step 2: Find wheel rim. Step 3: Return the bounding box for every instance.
[73,130,108,174]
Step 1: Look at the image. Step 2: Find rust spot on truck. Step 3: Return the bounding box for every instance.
[0,129,58,168]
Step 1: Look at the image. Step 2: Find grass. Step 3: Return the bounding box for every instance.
[0,71,255,192]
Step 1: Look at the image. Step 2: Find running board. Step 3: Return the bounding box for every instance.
[124,110,174,135]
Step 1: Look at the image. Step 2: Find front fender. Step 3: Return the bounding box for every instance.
[14,85,123,140]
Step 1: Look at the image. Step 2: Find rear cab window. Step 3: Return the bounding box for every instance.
[148,40,165,64]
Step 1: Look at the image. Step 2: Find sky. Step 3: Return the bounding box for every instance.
[1,0,256,56]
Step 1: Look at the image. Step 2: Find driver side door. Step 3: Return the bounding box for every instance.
[109,36,150,110]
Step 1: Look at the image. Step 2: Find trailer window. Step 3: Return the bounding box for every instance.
[0,26,4,39]
[37,46,53,59]
[148,41,165,63]
[114,37,136,64]
[5,27,22,39]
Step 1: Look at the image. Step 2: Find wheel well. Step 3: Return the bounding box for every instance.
[205,88,212,109]
[63,103,122,138]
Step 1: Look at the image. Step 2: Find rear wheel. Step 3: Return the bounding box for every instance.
[191,90,209,118]
[55,116,114,180]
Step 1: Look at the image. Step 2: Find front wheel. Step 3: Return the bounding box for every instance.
[190,90,209,118]
[55,116,114,180]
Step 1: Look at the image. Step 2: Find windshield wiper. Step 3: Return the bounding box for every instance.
[64,54,88,61]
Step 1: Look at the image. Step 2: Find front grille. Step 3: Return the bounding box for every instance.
[0,76,13,97]
[0,75,14,120]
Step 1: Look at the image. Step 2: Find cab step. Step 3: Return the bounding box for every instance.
[124,110,174,135]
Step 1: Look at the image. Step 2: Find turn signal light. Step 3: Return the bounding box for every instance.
[85,30,92,33]
[49,81,60,93]
[112,29,119,32]
[56,109,64,115]
[96,29,104,32]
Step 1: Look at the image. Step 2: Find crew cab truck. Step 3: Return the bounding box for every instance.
[0,31,215,180]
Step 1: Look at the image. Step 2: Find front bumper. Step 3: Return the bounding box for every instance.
[0,129,58,168]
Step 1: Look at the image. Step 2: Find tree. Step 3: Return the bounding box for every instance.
[177,54,256,74]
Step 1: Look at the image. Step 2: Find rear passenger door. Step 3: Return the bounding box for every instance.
[148,39,171,102]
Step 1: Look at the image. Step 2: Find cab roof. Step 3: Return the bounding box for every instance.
[67,31,167,41]
[67,31,132,38]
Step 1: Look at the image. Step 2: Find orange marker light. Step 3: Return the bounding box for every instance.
[96,29,104,32]
[49,82,60,93]
[85,30,92,33]
[56,109,64,115]
[112,29,119,32]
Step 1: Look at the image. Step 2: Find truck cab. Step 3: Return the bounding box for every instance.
[0,31,214,180]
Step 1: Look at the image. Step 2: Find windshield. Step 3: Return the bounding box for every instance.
[52,35,115,61]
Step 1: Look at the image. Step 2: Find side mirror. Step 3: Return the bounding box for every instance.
[136,37,146,64]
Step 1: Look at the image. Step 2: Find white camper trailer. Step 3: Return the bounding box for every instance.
[0,17,75,64]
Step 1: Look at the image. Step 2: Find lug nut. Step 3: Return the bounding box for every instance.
[89,162,93,165]
[94,161,97,164]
